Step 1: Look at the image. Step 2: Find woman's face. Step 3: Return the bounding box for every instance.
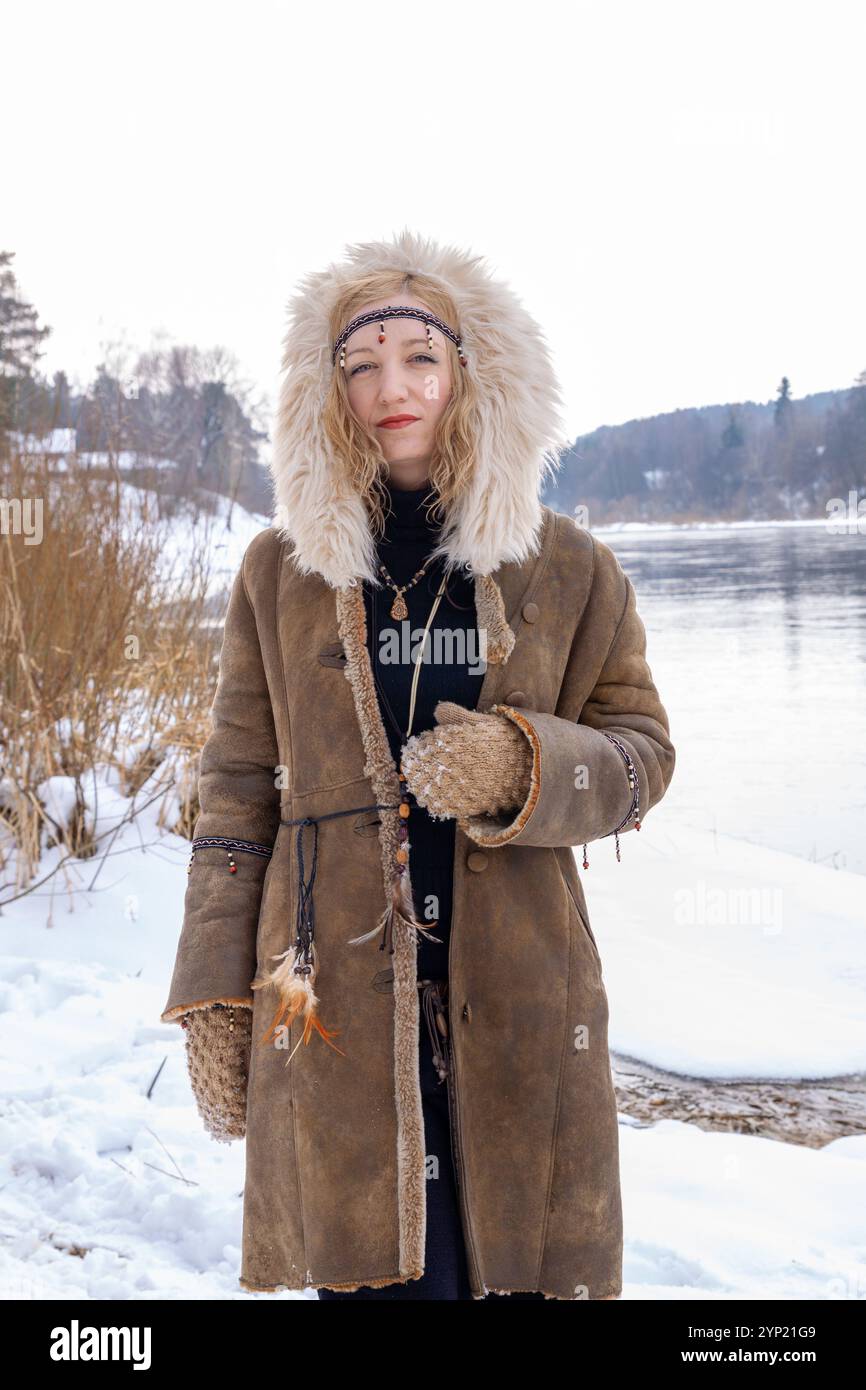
[342,296,453,487]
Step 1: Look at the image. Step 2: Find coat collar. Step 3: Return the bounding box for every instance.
[267,229,570,604]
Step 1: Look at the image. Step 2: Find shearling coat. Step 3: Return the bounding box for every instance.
[160,231,676,1300]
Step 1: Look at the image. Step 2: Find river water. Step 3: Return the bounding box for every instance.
[598,520,866,877]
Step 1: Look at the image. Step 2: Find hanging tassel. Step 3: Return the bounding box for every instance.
[347,766,442,951]
[252,945,345,1062]
[250,814,344,1061]
[348,868,442,951]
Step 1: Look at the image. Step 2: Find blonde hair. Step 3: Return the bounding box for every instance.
[322,269,478,543]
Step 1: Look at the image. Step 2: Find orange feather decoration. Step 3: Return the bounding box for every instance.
[252,946,345,1063]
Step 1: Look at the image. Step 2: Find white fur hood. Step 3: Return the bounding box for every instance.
[268,228,570,590]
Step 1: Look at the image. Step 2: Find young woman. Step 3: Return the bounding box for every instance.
[161,230,676,1301]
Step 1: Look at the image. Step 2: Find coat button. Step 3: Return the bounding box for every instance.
[522,601,539,623]
[462,1002,472,1023]
[505,690,527,706]
[467,851,488,872]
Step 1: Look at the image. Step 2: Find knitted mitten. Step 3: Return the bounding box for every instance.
[400,700,534,823]
[181,1002,253,1143]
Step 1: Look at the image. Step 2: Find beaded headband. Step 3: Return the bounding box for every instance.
[333,304,468,369]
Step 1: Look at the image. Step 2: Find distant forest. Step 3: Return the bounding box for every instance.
[544,378,866,524]
[2,249,864,524]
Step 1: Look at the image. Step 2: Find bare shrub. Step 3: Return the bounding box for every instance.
[1,445,221,899]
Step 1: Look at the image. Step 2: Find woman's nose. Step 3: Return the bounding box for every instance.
[377,364,410,402]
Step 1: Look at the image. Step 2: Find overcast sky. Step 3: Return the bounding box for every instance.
[5,0,865,442]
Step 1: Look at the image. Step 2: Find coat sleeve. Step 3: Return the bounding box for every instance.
[461,539,675,850]
[160,548,281,1023]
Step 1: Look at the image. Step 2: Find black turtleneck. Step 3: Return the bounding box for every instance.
[363,479,482,980]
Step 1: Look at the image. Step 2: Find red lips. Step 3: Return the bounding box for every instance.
[377,415,420,428]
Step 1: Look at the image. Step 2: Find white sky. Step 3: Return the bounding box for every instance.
[5,0,865,441]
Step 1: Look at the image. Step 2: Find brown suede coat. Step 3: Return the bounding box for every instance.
[160,504,675,1300]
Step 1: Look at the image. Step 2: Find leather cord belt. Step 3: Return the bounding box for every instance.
[280,803,398,967]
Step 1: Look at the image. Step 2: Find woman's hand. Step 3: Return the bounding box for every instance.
[400,700,534,823]
[181,1002,253,1143]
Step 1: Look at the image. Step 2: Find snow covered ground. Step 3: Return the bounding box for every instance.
[118,484,271,601]
[0,770,863,1301]
[586,819,866,1079]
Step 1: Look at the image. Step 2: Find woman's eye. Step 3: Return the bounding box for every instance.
[349,354,437,378]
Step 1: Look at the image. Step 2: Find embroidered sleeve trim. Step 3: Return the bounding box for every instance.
[190,836,273,858]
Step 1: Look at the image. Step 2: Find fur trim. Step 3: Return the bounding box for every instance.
[239,1271,425,1295]
[238,1274,618,1299]
[161,995,253,1024]
[475,573,516,663]
[269,228,569,588]
[335,583,426,1282]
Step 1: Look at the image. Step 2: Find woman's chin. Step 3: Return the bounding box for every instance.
[380,435,423,458]
[379,440,432,472]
